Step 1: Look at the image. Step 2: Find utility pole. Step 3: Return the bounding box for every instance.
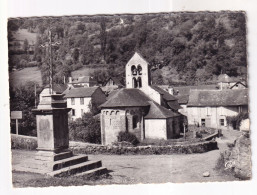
[40,27,61,94]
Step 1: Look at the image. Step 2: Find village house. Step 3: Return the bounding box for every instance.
[100,52,183,145]
[39,84,68,102]
[64,86,106,120]
[67,76,97,88]
[187,89,248,130]
[217,74,243,90]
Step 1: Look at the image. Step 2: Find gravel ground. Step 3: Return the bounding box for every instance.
[12,130,244,187]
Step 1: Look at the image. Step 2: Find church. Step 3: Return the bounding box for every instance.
[100,52,184,145]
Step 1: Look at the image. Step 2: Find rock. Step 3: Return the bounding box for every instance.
[203,171,210,177]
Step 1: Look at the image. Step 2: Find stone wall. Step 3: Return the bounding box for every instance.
[11,134,218,155]
[145,119,167,139]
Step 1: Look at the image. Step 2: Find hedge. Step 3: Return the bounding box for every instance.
[11,134,218,155]
[11,134,37,150]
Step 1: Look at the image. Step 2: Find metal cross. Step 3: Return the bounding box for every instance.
[39,29,61,94]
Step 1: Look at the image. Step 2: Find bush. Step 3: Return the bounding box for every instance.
[69,113,101,144]
[226,112,248,130]
[117,131,139,146]
[11,134,37,150]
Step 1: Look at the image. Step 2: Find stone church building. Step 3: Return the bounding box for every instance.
[100,52,184,145]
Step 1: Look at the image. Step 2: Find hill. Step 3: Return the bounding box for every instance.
[8,12,247,86]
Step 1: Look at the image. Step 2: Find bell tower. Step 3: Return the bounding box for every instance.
[126,52,151,89]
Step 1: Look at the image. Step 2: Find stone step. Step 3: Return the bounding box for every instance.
[35,150,73,161]
[52,155,89,171]
[28,155,89,171]
[48,160,102,177]
[74,167,108,177]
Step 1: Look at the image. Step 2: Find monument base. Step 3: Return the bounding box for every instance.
[16,150,107,177]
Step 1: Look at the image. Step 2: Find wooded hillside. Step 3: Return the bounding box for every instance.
[8,12,247,86]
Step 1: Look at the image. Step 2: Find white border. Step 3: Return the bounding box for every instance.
[1,0,257,195]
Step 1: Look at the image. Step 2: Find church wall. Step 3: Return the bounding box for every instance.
[166,117,181,139]
[145,119,167,139]
[101,107,144,145]
[101,109,126,145]
[140,86,162,104]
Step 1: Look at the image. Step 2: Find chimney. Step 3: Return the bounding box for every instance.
[168,86,174,95]
[63,76,66,84]
[68,77,72,83]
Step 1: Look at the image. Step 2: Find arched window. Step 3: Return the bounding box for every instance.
[137,77,142,88]
[131,65,137,75]
[132,77,138,88]
[137,65,142,75]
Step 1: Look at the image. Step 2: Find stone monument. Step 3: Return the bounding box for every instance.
[29,93,107,177]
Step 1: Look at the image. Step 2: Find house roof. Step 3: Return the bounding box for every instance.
[105,77,124,87]
[151,85,177,101]
[217,74,238,83]
[187,89,248,107]
[145,101,180,119]
[230,81,247,89]
[100,88,150,108]
[173,85,218,96]
[44,84,68,94]
[71,76,97,84]
[167,101,182,110]
[176,95,189,104]
[64,87,99,98]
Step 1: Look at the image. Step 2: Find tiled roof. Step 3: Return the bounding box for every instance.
[100,88,150,108]
[173,85,218,96]
[145,101,180,119]
[44,84,68,94]
[151,85,177,101]
[71,76,97,84]
[167,100,182,110]
[64,87,99,98]
[105,77,124,87]
[187,89,248,107]
[176,95,189,104]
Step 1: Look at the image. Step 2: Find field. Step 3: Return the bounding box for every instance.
[13,29,37,44]
[9,67,42,88]
[71,66,107,78]
[12,130,244,187]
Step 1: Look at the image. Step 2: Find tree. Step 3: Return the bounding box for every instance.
[9,82,42,136]
[99,17,107,63]
[23,39,29,53]
[72,48,80,63]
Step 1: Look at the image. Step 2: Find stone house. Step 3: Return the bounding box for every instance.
[103,77,124,88]
[64,86,106,120]
[187,89,248,129]
[39,84,68,102]
[67,76,97,88]
[100,52,183,145]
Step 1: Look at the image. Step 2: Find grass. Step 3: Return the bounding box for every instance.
[9,67,42,88]
[12,29,37,44]
[71,65,107,77]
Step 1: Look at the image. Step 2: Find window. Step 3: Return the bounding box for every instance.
[72,109,75,116]
[71,98,75,105]
[80,98,84,105]
[137,65,142,75]
[207,107,211,116]
[137,77,142,88]
[132,77,138,88]
[220,119,225,126]
[81,109,84,117]
[201,119,205,127]
[131,65,137,75]
[132,115,139,129]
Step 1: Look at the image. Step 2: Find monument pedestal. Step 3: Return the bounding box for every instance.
[25,94,107,177]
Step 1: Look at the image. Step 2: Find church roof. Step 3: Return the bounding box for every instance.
[100,88,150,108]
[64,87,99,98]
[187,89,248,107]
[151,85,177,101]
[145,101,180,119]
